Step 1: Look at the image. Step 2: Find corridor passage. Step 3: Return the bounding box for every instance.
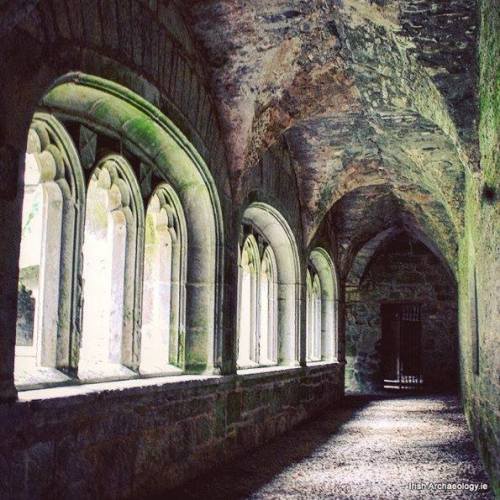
[169,395,492,499]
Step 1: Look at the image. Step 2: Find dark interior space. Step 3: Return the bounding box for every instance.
[0,0,497,497]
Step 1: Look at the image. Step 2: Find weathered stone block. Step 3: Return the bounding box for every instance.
[227,390,242,425]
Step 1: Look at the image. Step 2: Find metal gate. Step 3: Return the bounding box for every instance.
[381,303,423,390]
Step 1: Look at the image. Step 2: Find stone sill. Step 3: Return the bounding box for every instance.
[306,360,326,366]
[76,363,137,385]
[15,363,184,392]
[236,364,302,380]
[306,359,345,368]
[17,374,226,404]
[15,366,72,391]
[236,361,344,380]
[12,362,344,407]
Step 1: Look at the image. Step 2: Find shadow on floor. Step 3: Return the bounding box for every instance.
[162,399,367,499]
[162,392,460,500]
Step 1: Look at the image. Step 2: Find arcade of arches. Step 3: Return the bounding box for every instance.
[0,0,498,497]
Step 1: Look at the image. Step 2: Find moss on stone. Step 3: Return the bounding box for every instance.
[145,213,156,245]
[458,1,500,492]
[478,0,500,187]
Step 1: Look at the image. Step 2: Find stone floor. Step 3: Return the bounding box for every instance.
[168,394,493,499]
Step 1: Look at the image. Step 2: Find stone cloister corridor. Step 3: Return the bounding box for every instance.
[169,395,491,499]
[0,0,498,499]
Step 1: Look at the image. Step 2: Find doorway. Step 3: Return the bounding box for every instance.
[381,303,423,389]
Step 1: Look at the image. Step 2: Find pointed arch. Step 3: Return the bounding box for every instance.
[141,183,187,374]
[309,248,339,362]
[41,73,224,374]
[260,245,278,364]
[306,268,322,361]
[79,155,144,380]
[15,113,85,388]
[241,202,301,366]
[237,234,260,367]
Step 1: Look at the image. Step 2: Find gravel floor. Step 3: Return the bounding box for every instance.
[168,394,493,499]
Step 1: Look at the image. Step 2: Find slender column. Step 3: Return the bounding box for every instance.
[221,230,239,375]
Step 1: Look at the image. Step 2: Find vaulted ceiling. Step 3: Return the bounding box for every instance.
[185,0,478,272]
[0,0,478,276]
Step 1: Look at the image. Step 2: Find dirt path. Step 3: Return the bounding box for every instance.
[167,395,493,499]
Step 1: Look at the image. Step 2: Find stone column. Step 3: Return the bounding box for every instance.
[278,282,300,366]
[299,276,307,367]
[337,281,347,363]
[212,210,238,376]
[0,145,22,402]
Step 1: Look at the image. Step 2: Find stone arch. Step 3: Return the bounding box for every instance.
[345,229,459,392]
[1,1,229,184]
[346,226,456,292]
[141,183,187,373]
[40,72,224,374]
[309,248,339,362]
[79,154,144,380]
[0,7,231,394]
[306,268,322,361]
[346,227,400,289]
[260,245,278,364]
[242,202,301,366]
[237,234,260,367]
[15,113,85,387]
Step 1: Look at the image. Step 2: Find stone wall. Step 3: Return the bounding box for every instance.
[0,10,343,498]
[0,363,343,499]
[0,0,496,494]
[458,0,499,493]
[345,233,458,392]
[0,0,235,401]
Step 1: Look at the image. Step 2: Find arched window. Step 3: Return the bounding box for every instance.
[14,73,224,389]
[237,234,279,368]
[141,185,186,374]
[306,268,322,361]
[79,156,143,380]
[238,203,300,369]
[15,114,84,388]
[308,248,339,362]
[260,246,278,364]
[237,235,259,367]
[42,73,224,375]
